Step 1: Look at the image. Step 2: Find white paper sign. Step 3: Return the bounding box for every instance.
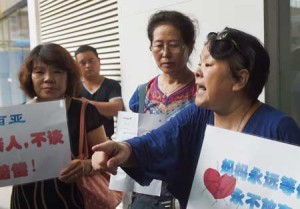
[188,125,300,209]
[0,100,71,187]
[109,111,167,196]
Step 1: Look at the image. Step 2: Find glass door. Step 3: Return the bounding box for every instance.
[265,0,300,125]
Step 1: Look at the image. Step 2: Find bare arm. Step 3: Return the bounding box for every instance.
[83,98,124,118]
[87,124,108,150]
[59,125,108,182]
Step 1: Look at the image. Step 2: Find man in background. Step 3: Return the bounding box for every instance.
[75,45,124,139]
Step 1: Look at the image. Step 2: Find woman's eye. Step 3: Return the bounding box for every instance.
[154,44,163,48]
[52,68,64,73]
[33,70,43,74]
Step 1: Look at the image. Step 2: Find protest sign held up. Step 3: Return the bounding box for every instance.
[188,125,300,209]
[0,100,71,187]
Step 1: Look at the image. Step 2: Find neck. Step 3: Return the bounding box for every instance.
[82,75,104,91]
[161,67,194,83]
[214,99,258,131]
[158,68,194,95]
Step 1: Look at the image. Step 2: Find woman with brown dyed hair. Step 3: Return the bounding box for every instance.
[10,43,118,209]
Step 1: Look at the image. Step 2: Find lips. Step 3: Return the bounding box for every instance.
[161,62,174,67]
[42,87,56,91]
[196,83,206,92]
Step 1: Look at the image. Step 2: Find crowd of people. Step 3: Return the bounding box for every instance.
[4,9,300,209]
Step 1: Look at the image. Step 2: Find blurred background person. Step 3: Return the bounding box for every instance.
[75,45,124,139]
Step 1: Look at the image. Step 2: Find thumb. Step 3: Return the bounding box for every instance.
[107,142,132,168]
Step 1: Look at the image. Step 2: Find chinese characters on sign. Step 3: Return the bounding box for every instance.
[0,129,64,181]
[188,126,300,209]
[0,113,26,126]
[0,100,71,187]
[221,159,295,209]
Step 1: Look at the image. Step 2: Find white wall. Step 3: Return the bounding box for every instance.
[27,0,40,48]
[117,0,265,109]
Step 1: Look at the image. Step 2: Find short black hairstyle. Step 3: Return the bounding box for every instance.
[147,10,196,51]
[206,27,270,100]
[75,45,98,58]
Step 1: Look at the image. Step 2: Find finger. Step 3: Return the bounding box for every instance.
[91,152,117,174]
[92,140,113,152]
[59,167,81,183]
[106,160,118,175]
[60,160,82,178]
[106,142,131,168]
[91,151,107,170]
[92,143,104,152]
[59,173,77,183]
[60,160,80,175]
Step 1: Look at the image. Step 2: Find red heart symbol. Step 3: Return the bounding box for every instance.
[203,168,236,199]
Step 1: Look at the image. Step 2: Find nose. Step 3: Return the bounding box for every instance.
[161,46,171,57]
[44,70,55,83]
[195,65,203,79]
[86,61,92,67]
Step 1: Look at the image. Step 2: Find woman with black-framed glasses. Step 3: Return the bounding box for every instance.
[91,27,300,209]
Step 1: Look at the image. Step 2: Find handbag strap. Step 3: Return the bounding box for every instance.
[78,100,89,160]
[138,83,148,113]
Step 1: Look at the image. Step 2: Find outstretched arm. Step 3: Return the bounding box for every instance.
[91,141,136,175]
[59,125,108,183]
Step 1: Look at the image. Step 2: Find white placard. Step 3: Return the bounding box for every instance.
[188,125,300,209]
[109,111,167,196]
[0,100,71,187]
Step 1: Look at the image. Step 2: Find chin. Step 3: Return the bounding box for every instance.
[194,99,202,107]
[195,98,208,109]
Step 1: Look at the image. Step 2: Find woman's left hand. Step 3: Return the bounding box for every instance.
[58,159,92,183]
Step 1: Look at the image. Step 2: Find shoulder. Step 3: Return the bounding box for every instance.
[137,76,157,91]
[103,77,121,87]
[250,103,300,144]
[256,104,296,124]
[169,103,212,126]
[146,76,158,89]
[69,98,98,115]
